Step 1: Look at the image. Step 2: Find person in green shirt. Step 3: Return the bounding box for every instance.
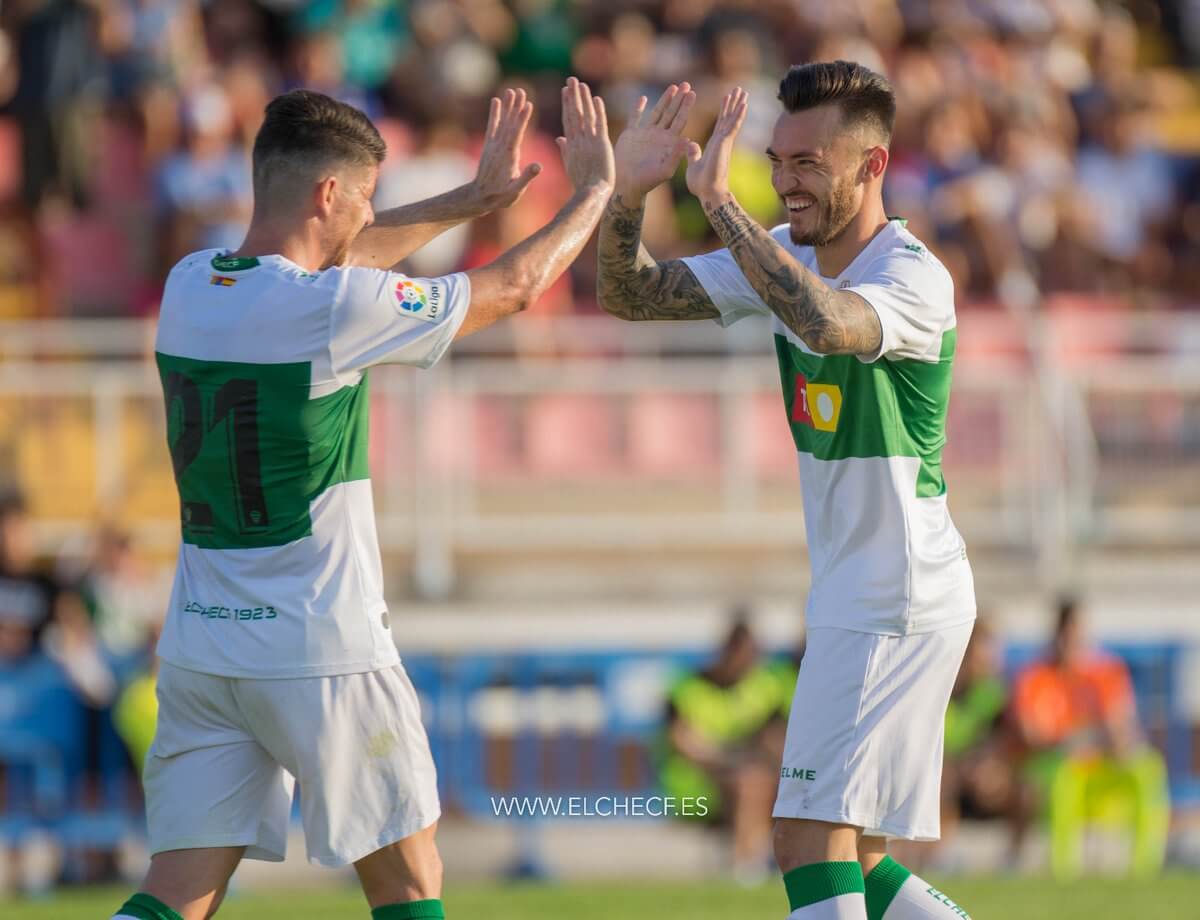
[661,615,797,884]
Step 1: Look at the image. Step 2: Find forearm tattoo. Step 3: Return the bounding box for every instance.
[702,198,882,355]
[596,194,719,321]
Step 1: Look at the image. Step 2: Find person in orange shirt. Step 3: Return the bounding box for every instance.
[1011,598,1169,878]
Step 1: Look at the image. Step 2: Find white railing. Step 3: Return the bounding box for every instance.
[1,316,1197,595]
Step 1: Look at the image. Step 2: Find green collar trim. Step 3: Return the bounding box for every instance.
[211,254,260,272]
[886,216,908,227]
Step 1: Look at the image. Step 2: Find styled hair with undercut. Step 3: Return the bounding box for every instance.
[251,90,386,201]
[777,61,896,143]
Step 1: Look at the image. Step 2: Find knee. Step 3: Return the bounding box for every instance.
[773,819,860,873]
[357,829,444,907]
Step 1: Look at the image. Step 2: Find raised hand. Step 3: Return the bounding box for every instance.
[614,83,696,201]
[556,76,615,194]
[685,86,748,206]
[472,87,542,211]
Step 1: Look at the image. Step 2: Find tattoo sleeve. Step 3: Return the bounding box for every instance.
[596,193,719,322]
[701,197,883,356]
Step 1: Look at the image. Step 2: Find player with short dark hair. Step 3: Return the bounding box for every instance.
[111,79,614,920]
[597,60,976,919]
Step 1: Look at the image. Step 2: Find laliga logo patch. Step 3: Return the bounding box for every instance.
[393,277,445,324]
[395,279,428,314]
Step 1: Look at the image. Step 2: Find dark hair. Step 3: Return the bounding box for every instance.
[778,60,896,142]
[251,90,386,196]
[1055,596,1079,636]
[0,489,26,519]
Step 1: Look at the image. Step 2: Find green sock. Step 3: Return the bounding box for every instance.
[783,861,865,911]
[864,856,912,920]
[372,899,445,920]
[113,893,185,920]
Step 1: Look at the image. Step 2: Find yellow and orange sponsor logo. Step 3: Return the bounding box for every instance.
[791,374,843,432]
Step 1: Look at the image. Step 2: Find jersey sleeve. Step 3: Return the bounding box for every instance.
[845,246,955,364]
[680,247,771,328]
[328,266,470,379]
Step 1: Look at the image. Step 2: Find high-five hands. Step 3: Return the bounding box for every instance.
[685,87,748,207]
[472,87,542,211]
[556,76,615,194]
[613,83,697,201]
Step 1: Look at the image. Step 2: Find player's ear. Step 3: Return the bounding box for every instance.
[314,175,338,218]
[863,145,888,182]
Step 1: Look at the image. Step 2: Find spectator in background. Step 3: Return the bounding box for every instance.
[3,0,105,214]
[373,106,476,277]
[153,83,252,272]
[1012,598,1170,878]
[936,619,1020,871]
[76,527,168,660]
[660,613,796,885]
[1074,94,1176,289]
[97,0,207,163]
[0,492,56,643]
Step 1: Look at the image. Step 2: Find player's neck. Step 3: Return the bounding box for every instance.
[231,219,326,273]
[813,197,889,279]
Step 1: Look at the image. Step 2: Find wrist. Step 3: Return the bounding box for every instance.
[463,180,497,215]
[613,183,650,206]
[699,190,735,212]
[572,180,614,202]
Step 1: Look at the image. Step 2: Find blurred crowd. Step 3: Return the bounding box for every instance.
[0,0,1196,322]
[666,599,1172,883]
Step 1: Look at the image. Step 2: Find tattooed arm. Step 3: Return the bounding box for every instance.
[596,192,719,322]
[701,195,881,354]
[596,83,719,322]
[685,87,883,356]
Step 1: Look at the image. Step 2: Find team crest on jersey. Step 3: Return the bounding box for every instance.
[209,274,237,287]
[792,373,842,432]
[393,278,444,324]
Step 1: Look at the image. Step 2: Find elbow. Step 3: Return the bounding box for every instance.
[595,282,636,322]
[507,264,539,315]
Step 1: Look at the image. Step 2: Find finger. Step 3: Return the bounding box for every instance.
[486,97,501,139]
[631,95,647,128]
[686,141,702,163]
[555,136,567,157]
[648,85,678,126]
[505,87,517,118]
[579,81,596,133]
[667,89,695,134]
[512,87,527,126]
[561,82,577,136]
[568,77,585,135]
[661,81,690,130]
[513,161,542,193]
[512,99,533,152]
[594,95,609,140]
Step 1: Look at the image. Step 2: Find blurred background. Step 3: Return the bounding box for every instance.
[1,0,1200,915]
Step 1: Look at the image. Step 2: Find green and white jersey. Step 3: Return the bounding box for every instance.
[155,249,469,678]
[683,219,975,636]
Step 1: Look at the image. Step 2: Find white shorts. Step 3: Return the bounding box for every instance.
[773,623,973,841]
[144,662,440,867]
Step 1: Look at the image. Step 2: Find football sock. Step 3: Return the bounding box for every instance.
[865,856,971,919]
[112,892,185,920]
[783,861,867,918]
[372,899,446,919]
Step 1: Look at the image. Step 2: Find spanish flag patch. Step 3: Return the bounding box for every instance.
[210,275,237,287]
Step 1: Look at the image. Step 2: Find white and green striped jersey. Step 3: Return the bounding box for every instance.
[154,249,469,678]
[683,219,976,635]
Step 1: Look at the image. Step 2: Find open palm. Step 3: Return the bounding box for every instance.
[614,83,696,200]
[473,87,542,210]
[686,87,748,203]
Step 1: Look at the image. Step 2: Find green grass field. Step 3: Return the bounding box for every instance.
[3,876,1198,920]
